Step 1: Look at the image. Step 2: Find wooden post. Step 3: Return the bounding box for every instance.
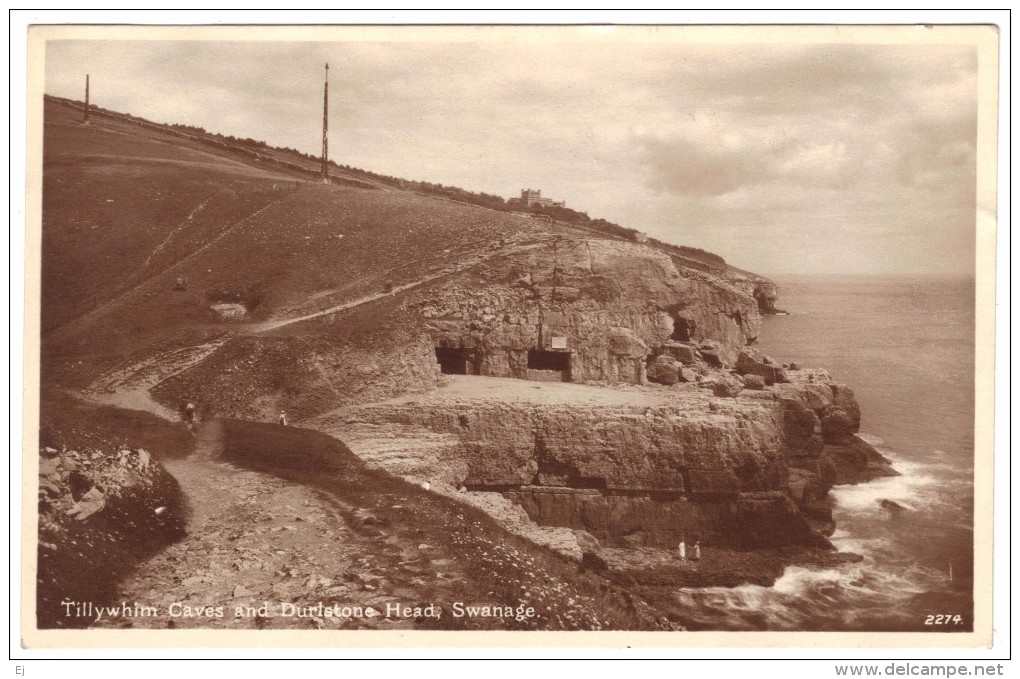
[83,74,90,124]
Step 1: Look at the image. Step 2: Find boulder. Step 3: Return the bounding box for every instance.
[660,341,700,365]
[712,374,743,398]
[742,374,766,390]
[736,349,788,384]
[647,355,682,385]
[607,327,648,358]
[822,436,899,485]
[880,499,908,513]
[698,340,724,368]
[68,487,106,521]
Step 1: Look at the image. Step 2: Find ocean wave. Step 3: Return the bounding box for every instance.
[832,471,940,513]
[857,431,885,447]
[672,561,936,630]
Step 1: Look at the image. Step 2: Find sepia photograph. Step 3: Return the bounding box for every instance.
[16,18,1002,657]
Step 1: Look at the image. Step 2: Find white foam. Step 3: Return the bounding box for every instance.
[832,471,940,513]
[771,566,847,595]
[857,431,885,447]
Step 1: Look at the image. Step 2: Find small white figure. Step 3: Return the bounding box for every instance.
[678,539,686,561]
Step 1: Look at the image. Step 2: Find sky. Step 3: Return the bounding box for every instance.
[42,29,983,276]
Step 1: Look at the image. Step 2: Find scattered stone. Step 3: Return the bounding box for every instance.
[735,349,788,384]
[232,584,254,597]
[39,456,60,478]
[68,487,106,520]
[39,478,61,497]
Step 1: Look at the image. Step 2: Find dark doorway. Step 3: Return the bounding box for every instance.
[672,316,694,342]
[527,349,571,381]
[435,347,475,375]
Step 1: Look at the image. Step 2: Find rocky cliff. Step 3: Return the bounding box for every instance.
[721,267,784,315]
[331,362,895,563]
[414,239,762,384]
[151,237,766,422]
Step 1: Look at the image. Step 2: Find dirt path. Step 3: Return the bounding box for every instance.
[92,420,461,631]
[89,415,660,631]
[85,340,227,420]
[250,239,553,334]
[95,452,462,630]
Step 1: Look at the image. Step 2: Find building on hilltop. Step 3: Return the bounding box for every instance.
[510,188,565,209]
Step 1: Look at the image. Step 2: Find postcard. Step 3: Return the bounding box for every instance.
[19,22,999,652]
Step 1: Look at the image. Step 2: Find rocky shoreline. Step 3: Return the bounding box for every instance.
[329,353,896,589]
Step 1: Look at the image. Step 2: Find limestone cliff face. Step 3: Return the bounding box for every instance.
[342,369,890,551]
[356,393,785,493]
[721,268,782,315]
[411,239,762,384]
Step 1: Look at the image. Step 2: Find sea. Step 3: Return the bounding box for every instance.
[673,274,977,631]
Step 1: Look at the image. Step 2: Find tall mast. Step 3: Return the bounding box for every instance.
[83,74,90,125]
[321,63,330,184]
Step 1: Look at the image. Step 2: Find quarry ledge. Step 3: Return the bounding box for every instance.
[323,370,894,588]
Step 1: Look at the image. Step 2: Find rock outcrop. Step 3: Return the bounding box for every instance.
[37,443,186,628]
[721,268,784,315]
[414,239,762,385]
[335,368,893,561]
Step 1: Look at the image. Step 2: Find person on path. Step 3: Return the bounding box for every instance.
[184,402,196,424]
[693,539,702,561]
[678,538,686,561]
[278,410,288,426]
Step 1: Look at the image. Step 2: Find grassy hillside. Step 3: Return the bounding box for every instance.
[41,96,759,394]
[42,98,584,380]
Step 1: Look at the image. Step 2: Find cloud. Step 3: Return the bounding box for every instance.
[42,35,981,275]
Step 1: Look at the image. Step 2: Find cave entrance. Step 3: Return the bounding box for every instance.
[527,349,572,382]
[435,347,477,375]
[672,316,694,342]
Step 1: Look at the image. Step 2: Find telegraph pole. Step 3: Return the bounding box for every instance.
[83,74,90,125]
[320,63,330,184]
